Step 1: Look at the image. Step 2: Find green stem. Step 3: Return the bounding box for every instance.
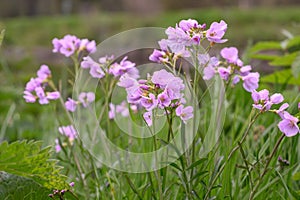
[249,133,285,200]
[204,111,260,200]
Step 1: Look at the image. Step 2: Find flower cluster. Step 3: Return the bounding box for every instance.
[202,47,260,92]
[118,69,193,125]
[251,89,300,137]
[65,92,95,112]
[108,101,138,119]
[55,125,78,153]
[81,55,139,79]
[52,35,96,57]
[149,19,227,63]
[23,65,60,104]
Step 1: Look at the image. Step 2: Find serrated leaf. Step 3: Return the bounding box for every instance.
[291,52,300,78]
[0,171,51,200]
[261,69,300,85]
[250,41,282,53]
[269,52,298,67]
[0,140,69,190]
[0,30,4,47]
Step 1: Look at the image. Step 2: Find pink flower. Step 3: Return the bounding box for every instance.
[143,111,152,126]
[206,20,228,43]
[65,98,78,112]
[242,72,260,92]
[278,112,299,137]
[55,139,61,153]
[78,92,95,107]
[58,125,77,141]
[109,56,136,77]
[141,93,158,111]
[275,103,289,119]
[157,91,171,108]
[218,67,231,81]
[220,47,239,64]
[175,105,194,123]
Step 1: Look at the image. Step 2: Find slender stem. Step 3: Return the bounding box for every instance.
[238,141,254,190]
[249,134,285,200]
[204,111,260,200]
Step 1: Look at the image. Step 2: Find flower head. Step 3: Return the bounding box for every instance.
[278,112,299,137]
[78,92,95,107]
[175,105,194,123]
[58,125,78,142]
[206,20,228,43]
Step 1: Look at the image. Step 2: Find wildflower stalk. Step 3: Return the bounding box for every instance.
[249,133,285,200]
[204,110,260,200]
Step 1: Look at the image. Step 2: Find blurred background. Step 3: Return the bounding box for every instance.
[0,0,299,142]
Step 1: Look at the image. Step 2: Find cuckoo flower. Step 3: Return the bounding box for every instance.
[278,112,300,137]
[206,20,228,43]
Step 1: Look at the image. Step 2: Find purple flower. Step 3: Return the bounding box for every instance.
[270,93,284,104]
[151,69,174,87]
[37,64,51,80]
[143,111,152,126]
[25,78,41,92]
[251,89,270,111]
[175,105,194,123]
[218,67,231,81]
[65,98,78,112]
[276,103,289,119]
[52,35,96,57]
[23,91,36,103]
[35,87,49,104]
[149,49,167,63]
[58,125,77,141]
[242,72,260,92]
[141,93,158,111]
[46,91,60,100]
[55,139,61,153]
[206,20,228,43]
[232,75,240,85]
[116,101,130,117]
[81,56,98,69]
[78,92,95,107]
[240,65,252,76]
[220,47,239,64]
[109,103,115,119]
[278,112,299,137]
[69,182,75,187]
[109,56,136,77]
[203,66,216,80]
[90,65,105,79]
[157,91,171,108]
[178,19,201,31]
[79,39,96,54]
[118,75,139,89]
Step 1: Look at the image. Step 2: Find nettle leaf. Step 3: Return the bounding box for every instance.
[291,52,300,78]
[261,69,300,85]
[269,52,298,67]
[249,41,282,53]
[0,30,4,47]
[0,140,69,190]
[0,171,51,199]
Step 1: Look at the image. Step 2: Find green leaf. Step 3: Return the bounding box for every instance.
[0,30,4,47]
[187,158,207,170]
[0,171,51,200]
[261,69,300,85]
[249,41,282,53]
[287,36,300,52]
[291,52,300,78]
[269,52,298,67]
[0,140,69,190]
[250,54,280,61]
[292,171,300,181]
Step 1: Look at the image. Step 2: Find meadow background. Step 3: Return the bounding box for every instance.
[0,0,300,199]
